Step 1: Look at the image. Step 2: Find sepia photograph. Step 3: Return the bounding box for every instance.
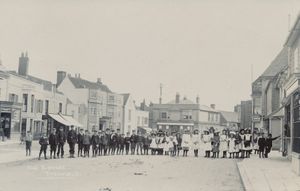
[1,0,300,190]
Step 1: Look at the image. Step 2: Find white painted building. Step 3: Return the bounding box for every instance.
[122,94,149,134]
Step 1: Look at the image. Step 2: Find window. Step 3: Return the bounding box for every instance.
[109,95,114,102]
[144,118,148,124]
[208,113,211,121]
[9,93,18,102]
[45,100,49,114]
[31,95,35,113]
[36,100,43,113]
[161,112,167,119]
[137,117,140,125]
[22,94,28,112]
[59,103,62,113]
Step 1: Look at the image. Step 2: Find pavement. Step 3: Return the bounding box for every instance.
[237,151,300,191]
[0,139,39,164]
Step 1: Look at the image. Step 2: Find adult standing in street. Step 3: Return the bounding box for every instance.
[67,126,77,158]
[57,126,66,158]
[258,132,266,158]
[124,132,131,155]
[25,131,33,156]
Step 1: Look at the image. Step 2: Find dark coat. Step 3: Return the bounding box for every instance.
[258,137,266,149]
[83,134,91,145]
[91,135,100,145]
[77,133,84,145]
[57,131,66,144]
[102,134,109,145]
[130,134,138,144]
[144,137,151,146]
[39,136,48,145]
[49,133,58,145]
[124,136,131,145]
[67,130,77,144]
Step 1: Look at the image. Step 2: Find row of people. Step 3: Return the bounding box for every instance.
[27,126,280,160]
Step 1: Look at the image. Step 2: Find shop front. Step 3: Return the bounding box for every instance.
[156,121,195,134]
[0,101,22,139]
[283,79,300,175]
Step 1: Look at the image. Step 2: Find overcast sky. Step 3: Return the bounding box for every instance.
[0,0,300,111]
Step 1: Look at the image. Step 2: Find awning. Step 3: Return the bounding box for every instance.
[266,106,284,118]
[48,113,73,126]
[60,114,83,128]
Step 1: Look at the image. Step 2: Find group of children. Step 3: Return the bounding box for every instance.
[32,126,280,160]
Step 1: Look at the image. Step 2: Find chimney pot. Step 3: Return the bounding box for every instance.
[210,104,216,109]
[175,93,180,104]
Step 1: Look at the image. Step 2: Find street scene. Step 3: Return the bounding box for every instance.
[1,1,300,191]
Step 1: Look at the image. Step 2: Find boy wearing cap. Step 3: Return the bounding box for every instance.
[124,132,131,155]
[98,131,104,156]
[136,131,144,155]
[91,130,100,157]
[67,126,77,158]
[130,130,137,155]
[77,129,84,157]
[57,126,66,158]
[49,128,58,159]
[25,131,33,156]
[39,132,49,160]
[83,130,91,157]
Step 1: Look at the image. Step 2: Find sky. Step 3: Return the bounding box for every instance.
[0,0,300,111]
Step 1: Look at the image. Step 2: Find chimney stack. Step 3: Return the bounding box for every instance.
[175,93,180,104]
[18,52,29,76]
[97,78,102,84]
[196,95,200,104]
[210,104,216,109]
[56,71,66,87]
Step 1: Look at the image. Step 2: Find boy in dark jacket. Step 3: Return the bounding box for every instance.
[39,133,49,160]
[98,131,104,156]
[265,134,280,158]
[143,134,151,155]
[119,134,125,155]
[49,129,58,159]
[57,127,66,158]
[67,126,77,158]
[130,130,138,155]
[258,133,266,158]
[103,130,110,155]
[124,132,131,155]
[91,131,100,157]
[77,129,84,157]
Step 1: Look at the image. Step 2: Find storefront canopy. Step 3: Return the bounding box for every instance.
[60,114,83,128]
[48,113,83,127]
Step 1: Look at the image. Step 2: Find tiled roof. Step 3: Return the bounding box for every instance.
[8,71,57,92]
[261,48,288,77]
[68,76,112,93]
[219,111,239,123]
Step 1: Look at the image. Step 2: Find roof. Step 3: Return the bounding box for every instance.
[8,71,61,93]
[285,14,300,46]
[219,111,239,123]
[121,93,130,105]
[68,76,112,93]
[167,98,195,105]
[261,48,288,77]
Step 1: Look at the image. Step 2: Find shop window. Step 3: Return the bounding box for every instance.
[292,92,300,153]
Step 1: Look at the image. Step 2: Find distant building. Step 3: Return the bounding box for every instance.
[149,93,223,133]
[0,53,80,139]
[122,94,149,134]
[240,100,252,130]
[56,72,124,131]
[219,110,240,130]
